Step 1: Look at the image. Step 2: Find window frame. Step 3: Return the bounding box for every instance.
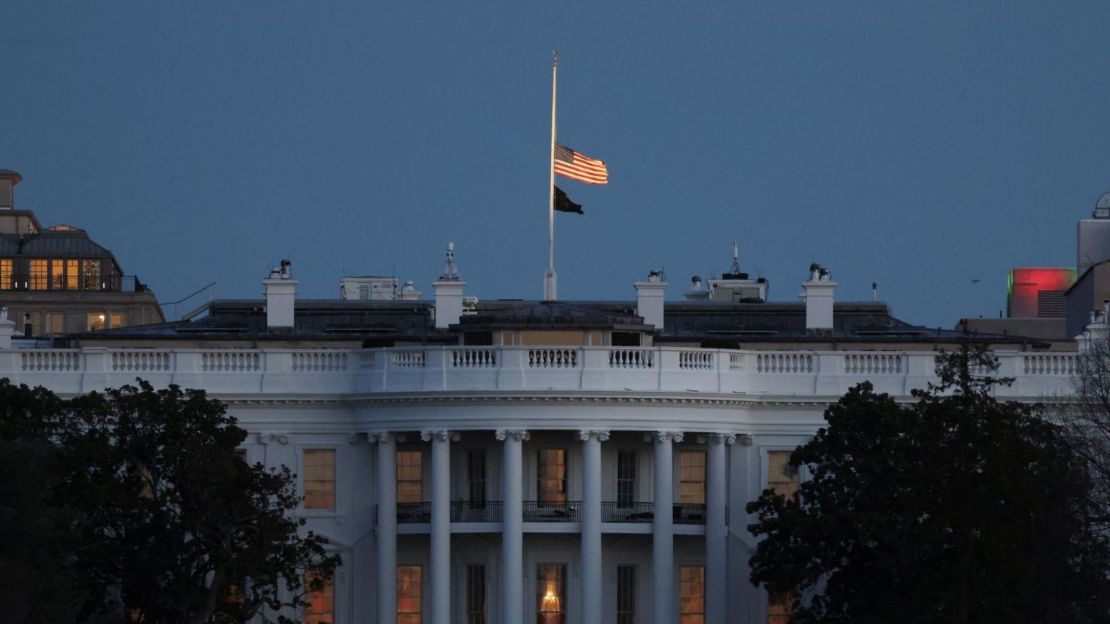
[537,448,568,505]
[678,450,707,505]
[535,562,567,624]
[467,449,487,508]
[616,564,636,624]
[397,564,423,624]
[396,449,424,505]
[300,447,338,514]
[465,564,486,624]
[616,450,637,508]
[678,565,705,624]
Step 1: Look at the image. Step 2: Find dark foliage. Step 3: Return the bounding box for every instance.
[747,345,1110,624]
[0,378,338,624]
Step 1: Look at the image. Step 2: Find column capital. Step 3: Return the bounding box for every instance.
[421,430,460,442]
[652,431,684,444]
[258,433,289,445]
[496,429,530,442]
[577,430,610,442]
[709,433,738,445]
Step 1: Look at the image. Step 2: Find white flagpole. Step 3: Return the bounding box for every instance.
[544,50,558,300]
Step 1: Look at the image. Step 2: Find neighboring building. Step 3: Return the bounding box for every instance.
[0,169,163,336]
[0,247,1077,624]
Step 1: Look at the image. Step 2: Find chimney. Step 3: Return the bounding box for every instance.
[803,263,836,333]
[0,170,21,210]
[433,243,466,329]
[683,275,709,302]
[0,307,14,349]
[635,270,668,330]
[263,259,297,329]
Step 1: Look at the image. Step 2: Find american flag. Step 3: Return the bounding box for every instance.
[554,143,608,185]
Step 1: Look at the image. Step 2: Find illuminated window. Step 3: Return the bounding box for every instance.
[30,259,47,290]
[616,565,635,624]
[537,449,567,504]
[304,568,334,624]
[396,451,423,504]
[398,565,423,624]
[110,312,127,329]
[536,563,565,624]
[82,259,101,290]
[679,566,705,624]
[768,592,794,624]
[679,451,706,505]
[466,564,486,624]
[0,259,10,290]
[87,313,107,331]
[49,259,64,290]
[303,449,336,510]
[617,451,637,508]
[66,259,78,290]
[768,452,799,498]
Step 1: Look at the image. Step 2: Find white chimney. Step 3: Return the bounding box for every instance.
[0,307,15,349]
[0,170,21,210]
[803,263,836,333]
[635,270,668,330]
[263,259,297,329]
[433,243,466,329]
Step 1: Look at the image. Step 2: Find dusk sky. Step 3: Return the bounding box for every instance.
[3,2,1110,327]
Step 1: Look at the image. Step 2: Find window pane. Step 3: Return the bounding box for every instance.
[30,259,47,290]
[466,565,486,624]
[87,313,106,331]
[82,259,101,290]
[538,450,567,504]
[768,592,795,624]
[536,564,565,624]
[396,451,423,504]
[49,259,65,289]
[468,450,486,506]
[679,451,706,505]
[768,451,799,498]
[679,566,705,624]
[617,565,635,624]
[398,565,423,622]
[110,312,126,329]
[1,259,12,290]
[304,569,334,624]
[66,259,78,290]
[303,449,336,510]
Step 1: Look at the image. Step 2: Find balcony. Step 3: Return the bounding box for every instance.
[397,502,430,523]
[522,500,580,522]
[602,501,655,523]
[674,503,706,524]
[451,500,503,522]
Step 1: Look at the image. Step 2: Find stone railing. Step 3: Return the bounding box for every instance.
[0,346,1079,400]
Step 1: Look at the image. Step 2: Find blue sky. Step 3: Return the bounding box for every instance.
[3,2,1109,327]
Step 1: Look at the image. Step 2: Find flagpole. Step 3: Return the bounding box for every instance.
[544,50,558,300]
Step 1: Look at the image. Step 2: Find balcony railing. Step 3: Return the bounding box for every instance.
[451,500,503,522]
[602,501,655,523]
[397,502,431,523]
[674,503,707,524]
[522,500,580,522]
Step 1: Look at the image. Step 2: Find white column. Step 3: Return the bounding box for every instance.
[653,431,683,624]
[423,430,453,624]
[706,433,734,624]
[497,429,528,624]
[373,432,397,624]
[579,430,608,624]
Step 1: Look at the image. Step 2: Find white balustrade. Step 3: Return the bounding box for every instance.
[292,351,348,372]
[756,352,814,374]
[608,348,654,369]
[1023,354,1077,376]
[0,346,1079,400]
[451,348,497,368]
[201,351,261,372]
[844,353,903,375]
[111,351,172,372]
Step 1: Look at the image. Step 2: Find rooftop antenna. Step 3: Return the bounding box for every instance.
[729,241,741,275]
[440,242,460,281]
[872,281,878,302]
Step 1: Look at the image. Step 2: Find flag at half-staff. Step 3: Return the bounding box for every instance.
[554,143,609,185]
[554,186,583,214]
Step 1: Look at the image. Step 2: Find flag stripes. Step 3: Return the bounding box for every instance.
[554,143,608,185]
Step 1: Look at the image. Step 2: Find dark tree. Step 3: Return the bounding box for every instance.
[1069,328,1110,528]
[746,346,1110,624]
[0,379,339,624]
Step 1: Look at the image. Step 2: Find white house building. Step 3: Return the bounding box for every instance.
[0,249,1078,624]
